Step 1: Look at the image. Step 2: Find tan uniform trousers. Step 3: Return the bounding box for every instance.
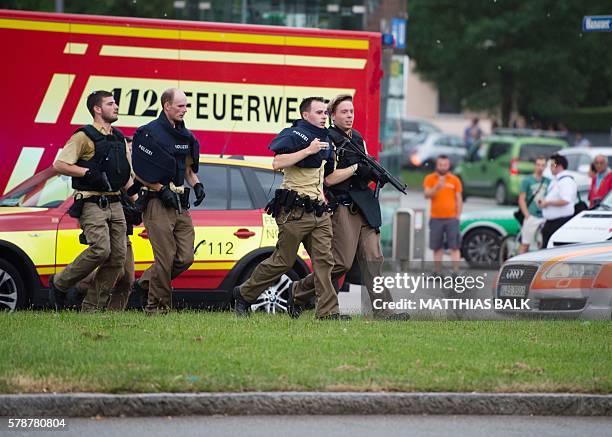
[240,208,339,318]
[139,198,195,314]
[55,201,127,311]
[78,239,134,310]
[293,204,394,316]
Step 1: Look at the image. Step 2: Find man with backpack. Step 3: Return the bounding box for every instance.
[517,156,550,253]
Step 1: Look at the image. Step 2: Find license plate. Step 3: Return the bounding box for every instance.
[499,284,527,297]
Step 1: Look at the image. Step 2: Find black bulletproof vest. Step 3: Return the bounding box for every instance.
[72,125,131,192]
[132,114,199,186]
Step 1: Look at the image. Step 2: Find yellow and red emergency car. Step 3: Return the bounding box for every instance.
[0,157,312,312]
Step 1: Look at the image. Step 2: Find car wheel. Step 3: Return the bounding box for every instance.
[238,262,300,314]
[495,182,508,205]
[0,259,27,312]
[462,228,502,267]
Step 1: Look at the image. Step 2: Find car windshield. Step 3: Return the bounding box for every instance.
[599,191,612,210]
[519,143,564,161]
[0,168,73,208]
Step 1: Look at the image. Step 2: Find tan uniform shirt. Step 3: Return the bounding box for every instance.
[281,160,330,201]
[56,122,131,198]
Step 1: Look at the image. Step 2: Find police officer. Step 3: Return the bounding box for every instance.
[290,94,409,320]
[131,88,205,315]
[233,97,347,320]
[76,137,140,310]
[49,90,132,311]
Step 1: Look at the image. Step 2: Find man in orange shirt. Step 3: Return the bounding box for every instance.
[423,155,463,272]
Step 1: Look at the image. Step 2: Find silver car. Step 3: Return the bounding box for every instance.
[402,132,466,169]
[494,241,612,320]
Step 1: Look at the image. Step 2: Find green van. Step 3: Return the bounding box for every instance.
[455,132,568,205]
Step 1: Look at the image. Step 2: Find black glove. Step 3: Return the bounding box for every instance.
[355,163,375,181]
[84,169,110,191]
[159,186,180,210]
[193,182,206,207]
[121,196,142,226]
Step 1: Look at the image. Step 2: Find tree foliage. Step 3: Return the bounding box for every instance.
[407,0,612,125]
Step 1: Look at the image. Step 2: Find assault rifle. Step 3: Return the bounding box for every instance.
[337,138,408,196]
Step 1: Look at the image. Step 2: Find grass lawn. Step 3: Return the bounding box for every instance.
[0,311,610,394]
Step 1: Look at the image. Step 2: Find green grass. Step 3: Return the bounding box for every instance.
[401,169,428,190]
[0,312,610,394]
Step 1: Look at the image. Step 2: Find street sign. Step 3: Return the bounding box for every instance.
[583,15,612,32]
[392,18,406,49]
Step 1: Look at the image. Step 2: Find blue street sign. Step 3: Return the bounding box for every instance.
[583,15,612,32]
[391,18,406,49]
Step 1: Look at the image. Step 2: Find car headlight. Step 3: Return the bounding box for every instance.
[543,263,601,279]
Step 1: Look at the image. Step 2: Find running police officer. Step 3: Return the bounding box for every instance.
[131,88,205,315]
[290,94,409,320]
[233,97,347,320]
[76,137,140,310]
[49,90,132,311]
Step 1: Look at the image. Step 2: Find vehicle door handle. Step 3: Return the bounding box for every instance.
[138,230,149,239]
[234,228,256,239]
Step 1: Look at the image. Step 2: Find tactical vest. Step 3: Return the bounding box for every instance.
[72,125,131,192]
[327,127,370,196]
[132,114,199,186]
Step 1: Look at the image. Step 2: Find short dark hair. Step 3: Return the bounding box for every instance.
[299,97,326,117]
[328,94,353,115]
[86,90,113,117]
[437,154,450,161]
[550,153,568,170]
[161,88,176,108]
[535,155,547,163]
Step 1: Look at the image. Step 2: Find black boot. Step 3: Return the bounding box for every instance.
[48,275,67,311]
[233,286,251,317]
[287,282,303,319]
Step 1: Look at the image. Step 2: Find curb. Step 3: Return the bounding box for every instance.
[0,392,611,417]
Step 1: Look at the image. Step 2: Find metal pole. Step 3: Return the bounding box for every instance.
[55,0,64,13]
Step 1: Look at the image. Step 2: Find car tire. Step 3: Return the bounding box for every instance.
[495,182,508,205]
[238,261,301,314]
[0,258,27,312]
[461,228,502,268]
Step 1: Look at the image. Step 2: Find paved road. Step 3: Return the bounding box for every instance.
[8,415,609,437]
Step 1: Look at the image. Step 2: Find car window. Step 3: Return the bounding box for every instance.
[487,142,511,160]
[0,170,73,208]
[193,164,228,210]
[254,169,282,201]
[434,136,450,147]
[578,154,593,168]
[518,143,563,161]
[467,142,487,161]
[230,168,253,210]
[564,153,579,171]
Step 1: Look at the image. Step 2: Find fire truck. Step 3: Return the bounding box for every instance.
[0,9,382,194]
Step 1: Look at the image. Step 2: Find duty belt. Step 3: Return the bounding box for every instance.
[83,195,121,209]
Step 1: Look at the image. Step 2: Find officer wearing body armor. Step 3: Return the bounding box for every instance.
[131,88,205,315]
[290,94,409,321]
[233,97,347,320]
[49,90,132,311]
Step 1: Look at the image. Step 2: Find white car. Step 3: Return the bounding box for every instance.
[543,147,612,187]
[495,241,612,320]
[548,191,612,247]
[403,132,466,169]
